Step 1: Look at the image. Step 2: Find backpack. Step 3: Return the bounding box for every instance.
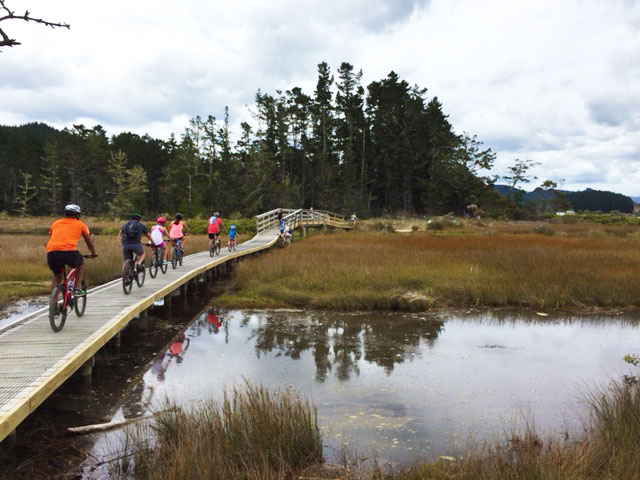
[124,221,139,240]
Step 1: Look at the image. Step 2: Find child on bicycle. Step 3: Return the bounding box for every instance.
[228,223,237,248]
[169,213,190,253]
[150,217,170,265]
[46,204,97,293]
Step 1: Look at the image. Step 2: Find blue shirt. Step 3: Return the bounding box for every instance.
[228,228,237,239]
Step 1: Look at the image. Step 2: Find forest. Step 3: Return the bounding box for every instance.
[0,62,505,218]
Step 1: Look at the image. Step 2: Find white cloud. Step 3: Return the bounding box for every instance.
[1,0,639,195]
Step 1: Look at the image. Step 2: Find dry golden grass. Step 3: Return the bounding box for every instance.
[0,234,232,309]
[220,230,640,311]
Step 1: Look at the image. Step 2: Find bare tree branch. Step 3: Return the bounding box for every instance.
[0,0,69,49]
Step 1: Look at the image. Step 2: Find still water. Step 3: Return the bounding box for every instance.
[91,306,639,464]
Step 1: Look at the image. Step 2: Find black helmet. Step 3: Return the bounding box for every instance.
[130,213,141,220]
[175,213,183,219]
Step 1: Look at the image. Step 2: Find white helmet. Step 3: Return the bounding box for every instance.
[64,203,81,215]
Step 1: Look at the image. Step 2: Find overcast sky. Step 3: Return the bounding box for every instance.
[2,0,639,195]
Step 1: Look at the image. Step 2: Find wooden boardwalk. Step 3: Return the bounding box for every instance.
[0,209,351,442]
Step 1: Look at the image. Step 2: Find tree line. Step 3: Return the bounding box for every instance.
[1,62,510,218]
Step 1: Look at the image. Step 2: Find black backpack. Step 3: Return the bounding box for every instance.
[124,221,139,240]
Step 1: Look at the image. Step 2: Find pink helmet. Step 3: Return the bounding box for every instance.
[157,217,166,224]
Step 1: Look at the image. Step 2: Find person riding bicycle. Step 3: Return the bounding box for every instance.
[228,223,237,247]
[150,217,170,265]
[120,213,153,273]
[207,211,225,250]
[169,213,190,254]
[350,212,358,226]
[46,204,97,294]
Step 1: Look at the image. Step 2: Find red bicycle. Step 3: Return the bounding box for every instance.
[49,255,94,332]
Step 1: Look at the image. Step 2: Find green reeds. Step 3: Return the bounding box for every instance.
[112,383,322,480]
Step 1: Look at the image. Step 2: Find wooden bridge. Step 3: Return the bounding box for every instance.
[0,209,351,443]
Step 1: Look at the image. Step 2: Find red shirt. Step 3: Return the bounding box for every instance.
[207,217,224,234]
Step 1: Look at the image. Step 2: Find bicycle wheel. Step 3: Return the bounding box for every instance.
[160,256,168,274]
[74,280,87,317]
[49,285,68,332]
[178,248,183,266]
[209,242,215,257]
[149,251,158,278]
[215,241,221,256]
[171,248,178,269]
[122,260,133,295]
[135,260,146,287]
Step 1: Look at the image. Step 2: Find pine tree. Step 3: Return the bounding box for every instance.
[15,171,37,216]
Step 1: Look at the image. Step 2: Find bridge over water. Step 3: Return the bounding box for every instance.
[0,209,351,443]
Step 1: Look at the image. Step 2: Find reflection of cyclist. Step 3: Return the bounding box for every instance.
[151,351,170,382]
[168,333,190,363]
[207,211,224,250]
[46,204,97,294]
[169,213,189,254]
[207,307,222,334]
[120,213,153,272]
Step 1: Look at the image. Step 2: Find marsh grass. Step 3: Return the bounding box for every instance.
[104,382,640,480]
[220,231,640,311]
[111,383,322,480]
[0,234,228,308]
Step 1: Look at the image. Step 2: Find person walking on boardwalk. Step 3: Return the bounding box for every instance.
[46,204,97,294]
[120,213,153,273]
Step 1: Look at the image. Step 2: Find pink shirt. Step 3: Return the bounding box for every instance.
[169,222,184,238]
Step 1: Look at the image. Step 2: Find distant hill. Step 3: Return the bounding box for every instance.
[494,185,635,213]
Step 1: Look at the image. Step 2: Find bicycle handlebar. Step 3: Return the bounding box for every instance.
[83,254,98,258]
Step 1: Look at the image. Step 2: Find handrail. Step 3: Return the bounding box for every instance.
[255,208,351,234]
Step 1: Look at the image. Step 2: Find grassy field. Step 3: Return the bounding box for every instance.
[104,380,640,480]
[220,224,640,311]
[0,234,234,309]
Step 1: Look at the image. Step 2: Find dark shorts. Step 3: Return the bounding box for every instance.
[122,243,144,261]
[47,250,83,274]
[208,233,219,239]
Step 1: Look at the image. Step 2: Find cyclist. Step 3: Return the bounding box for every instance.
[350,212,358,226]
[228,223,237,248]
[207,211,224,250]
[169,213,190,255]
[120,213,153,274]
[46,204,97,293]
[150,217,170,265]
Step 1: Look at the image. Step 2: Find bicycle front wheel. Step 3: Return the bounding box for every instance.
[209,242,215,257]
[171,249,178,269]
[74,280,87,317]
[135,261,146,287]
[160,257,168,273]
[178,249,183,266]
[123,260,133,295]
[215,242,221,256]
[149,252,158,278]
[49,285,68,332]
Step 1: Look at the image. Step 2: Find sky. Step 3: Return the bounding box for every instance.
[1,0,639,196]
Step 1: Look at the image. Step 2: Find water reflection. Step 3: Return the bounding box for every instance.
[90,306,640,465]
[245,313,443,381]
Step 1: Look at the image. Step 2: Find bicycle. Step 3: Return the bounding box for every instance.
[228,237,237,252]
[49,255,94,332]
[148,243,168,278]
[209,234,221,257]
[171,238,184,269]
[122,252,146,294]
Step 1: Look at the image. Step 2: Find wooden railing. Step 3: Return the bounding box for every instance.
[255,208,350,234]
